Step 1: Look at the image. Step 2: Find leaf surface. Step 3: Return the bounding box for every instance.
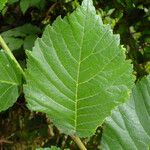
[0,0,7,11]
[102,75,150,150]
[24,0,134,137]
[24,35,38,50]
[0,50,22,111]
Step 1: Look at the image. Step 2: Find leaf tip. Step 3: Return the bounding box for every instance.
[81,0,95,12]
[25,49,31,55]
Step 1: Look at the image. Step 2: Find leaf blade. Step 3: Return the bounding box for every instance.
[0,50,22,111]
[24,0,134,137]
[101,75,150,150]
[0,0,7,11]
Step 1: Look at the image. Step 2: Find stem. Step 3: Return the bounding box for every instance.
[70,135,87,150]
[0,35,26,79]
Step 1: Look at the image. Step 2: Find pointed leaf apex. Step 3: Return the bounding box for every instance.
[81,0,95,13]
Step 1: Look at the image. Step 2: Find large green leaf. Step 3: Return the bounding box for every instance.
[102,75,150,150]
[24,0,134,137]
[0,50,22,111]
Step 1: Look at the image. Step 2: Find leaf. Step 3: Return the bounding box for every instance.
[1,24,41,51]
[20,0,30,14]
[20,0,45,14]
[3,37,24,50]
[1,24,41,37]
[23,35,37,50]
[0,0,7,11]
[101,75,150,150]
[24,0,134,137]
[7,0,19,4]
[36,146,61,150]
[0,50,22,112]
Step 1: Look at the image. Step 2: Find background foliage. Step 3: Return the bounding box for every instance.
[0,0,150,149]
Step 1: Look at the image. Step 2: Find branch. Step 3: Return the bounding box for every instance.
[70,135,87,150]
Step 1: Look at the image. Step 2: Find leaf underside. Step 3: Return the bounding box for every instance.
[24,0,134,137]
[0,50,22,112]
[102,75,150,150]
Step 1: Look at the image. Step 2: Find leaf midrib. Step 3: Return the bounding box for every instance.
[74,7,87,131]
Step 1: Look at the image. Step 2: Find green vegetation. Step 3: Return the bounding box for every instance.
[0,0,150,149]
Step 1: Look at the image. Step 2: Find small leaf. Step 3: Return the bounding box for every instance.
[1,24,41,38]
[20,0,45,14]
[20,0,30,14]
[23,35,37,50]
[0,50,22,112]
[7,0,19,4]
[3,37,24,50]
[36,148,51,150]
[1,24,41,51]
[24,0,134,137]
[102,75,150,150]
[36,146,61,150]
[0,0,7,11]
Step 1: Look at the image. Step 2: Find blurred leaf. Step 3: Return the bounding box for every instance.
[4,37,24,50]
[102,75,150,150]
[24,35,37,50]
[20,0,46,14]
[1,24,41,37]
[7,0,19,4]
[145,62,150,74]
[144,46,150,60]
[1,24,41,51]
[145,38,150,44]
[107,8,115,16]
[20,0,30,14]
[36,148,51,150]
[36,146,61,150]
[49,147,61,150]
[0,0,7,11]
